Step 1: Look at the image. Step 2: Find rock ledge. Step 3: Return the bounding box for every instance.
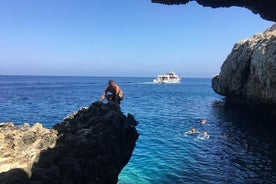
[0,102,139,184]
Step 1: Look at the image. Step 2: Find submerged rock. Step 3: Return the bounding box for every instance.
[212,24,276,108]
[0,102,139,184]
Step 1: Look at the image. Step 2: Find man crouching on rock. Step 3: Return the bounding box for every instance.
[100,80,124,105]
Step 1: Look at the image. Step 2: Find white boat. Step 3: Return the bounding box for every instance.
[153,71,181,83]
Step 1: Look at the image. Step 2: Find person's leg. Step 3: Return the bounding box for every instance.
[117,95,123,105]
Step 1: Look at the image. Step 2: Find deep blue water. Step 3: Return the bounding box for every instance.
[1,76,276,184]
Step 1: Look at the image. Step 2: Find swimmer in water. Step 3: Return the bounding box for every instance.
[203,130,209,137]
[199,119,207,124]
[196,130,210,140]
[184,128,198,135]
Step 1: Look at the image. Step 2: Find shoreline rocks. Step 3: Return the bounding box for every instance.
[0,102,139,184]
[0,122,58,177]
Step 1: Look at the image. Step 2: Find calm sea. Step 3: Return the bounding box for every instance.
[0,75,275,184]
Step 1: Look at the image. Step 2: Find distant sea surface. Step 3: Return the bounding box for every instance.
[1,75,276,184]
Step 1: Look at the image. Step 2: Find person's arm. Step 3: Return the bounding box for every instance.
[100,87,107,102]
[114,86,121,105]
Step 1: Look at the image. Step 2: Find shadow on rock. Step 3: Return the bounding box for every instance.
[0,169,29,184]
[0,101,139,184]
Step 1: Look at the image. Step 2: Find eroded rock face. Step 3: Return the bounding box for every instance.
[0,123,58,177]
[0,102,139,184]
[152,0,276,108]
[152,0,276,22]
[212,24,276,107]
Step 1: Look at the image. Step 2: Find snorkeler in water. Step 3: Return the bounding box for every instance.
[199,119,207,124]
[196,130,210,140]
[184,128,199,135]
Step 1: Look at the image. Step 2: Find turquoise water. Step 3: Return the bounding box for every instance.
[1,76,276,183]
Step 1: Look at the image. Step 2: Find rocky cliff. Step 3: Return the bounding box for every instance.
[153,0,276,109]
[0,102,139,184]
[212,24,276,108]
[152,0,276,22]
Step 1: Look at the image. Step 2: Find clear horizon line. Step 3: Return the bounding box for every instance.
[0,74,214,79]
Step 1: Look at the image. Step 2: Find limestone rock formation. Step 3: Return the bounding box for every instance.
[0,102,139,184]
[212,24,276,107]
[152,0,276,22]
[0,123,58,183]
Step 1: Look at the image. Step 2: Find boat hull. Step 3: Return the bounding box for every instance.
[153,71,181,84]
[153,78,181,84]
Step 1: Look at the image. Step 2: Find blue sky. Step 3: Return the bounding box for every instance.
[0,0,273,77]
